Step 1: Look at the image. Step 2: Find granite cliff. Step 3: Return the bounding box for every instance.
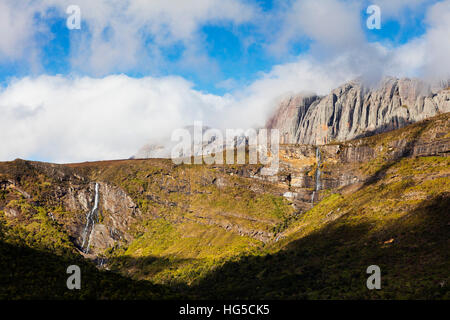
[267,77,450,145]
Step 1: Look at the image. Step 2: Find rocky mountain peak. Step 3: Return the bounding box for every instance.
[267,77,450,145]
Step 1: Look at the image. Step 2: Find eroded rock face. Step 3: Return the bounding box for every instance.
[266,95,319,145]
[0,160,143,258]
[267,78,450,145]
[62,182,141,255]
[97,182,141,243]
[253,113,450,214]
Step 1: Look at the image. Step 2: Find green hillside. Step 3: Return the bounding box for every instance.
[0,113,449,299]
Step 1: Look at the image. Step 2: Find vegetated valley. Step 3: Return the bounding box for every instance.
[1,81,449,299]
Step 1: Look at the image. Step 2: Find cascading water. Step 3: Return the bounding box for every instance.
[81,182,99,254]
[315,147,322,191]
[311,147,321,204]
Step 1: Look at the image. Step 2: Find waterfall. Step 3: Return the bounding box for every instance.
[315,147,322,191]
[311,147,321,204]
[81,182,99,254]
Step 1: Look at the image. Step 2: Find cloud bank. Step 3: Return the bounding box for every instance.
[0,75,231,162]
[0,0,449,162]
[0,61,352,162]
[0,0,257,76]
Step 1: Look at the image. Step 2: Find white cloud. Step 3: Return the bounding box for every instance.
[41,0,256,75]
[269,0,450,82]
[0,75,231,162]
[421,0,450,80]
[268,0,365,57]
[2,0,447,81]
[125,0,255,40]
[219,56,360,130]
[0,0,256,74]
[372,0,434,19]
[0,0,449,163]
[380,0,450,81]
[293,0,365,51]
[0,56,355,163]
[0,1,43,61]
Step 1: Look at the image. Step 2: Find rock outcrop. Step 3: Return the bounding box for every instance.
[267,77,450,145]
[60,181,141,256]
[255,112,450,213]
[0,160,141,258]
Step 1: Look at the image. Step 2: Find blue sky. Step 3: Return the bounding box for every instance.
[0,0,449,162]
[0,0,439,94]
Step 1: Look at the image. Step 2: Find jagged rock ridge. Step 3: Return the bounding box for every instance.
[267,77,450,145]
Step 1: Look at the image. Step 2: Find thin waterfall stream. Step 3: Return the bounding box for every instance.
[311,147,321,204]
[81,182,99,254]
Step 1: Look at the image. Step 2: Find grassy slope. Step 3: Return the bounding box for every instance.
[71,160,294,285]
[0,211,173,299]
[0,113,448,299]
[192,156,449,299]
